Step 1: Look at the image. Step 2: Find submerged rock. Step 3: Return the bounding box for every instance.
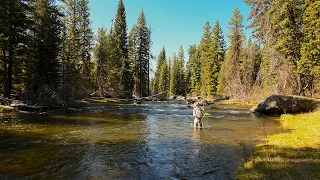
[250,95,320,115]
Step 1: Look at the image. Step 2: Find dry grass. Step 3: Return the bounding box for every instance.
[237,111,320,180]
[0,105,15,113]
[216,100,258,106]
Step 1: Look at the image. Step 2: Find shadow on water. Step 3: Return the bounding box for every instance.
[0,102,279,179]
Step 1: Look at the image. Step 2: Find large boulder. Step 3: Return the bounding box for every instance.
[250,95,320,115]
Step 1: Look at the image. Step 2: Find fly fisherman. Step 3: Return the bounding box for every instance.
[193,102,204,128]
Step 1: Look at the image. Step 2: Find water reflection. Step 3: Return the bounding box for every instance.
[0,102,279,179]
[192,128,202,143]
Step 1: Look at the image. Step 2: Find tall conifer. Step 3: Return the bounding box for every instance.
[188,45,201,95]
[153,47,166,94]
[212,21,226,95]
[219,7,245,98]
[299,1,320,96]
[134,10,151,97]
[27,0,62,100]
[199,21,213,97]
[0,0,31,97]
[114,0,132,98]
[94,28,109,96]
[158,60,169,94]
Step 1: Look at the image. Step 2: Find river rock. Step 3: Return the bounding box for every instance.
[250,95,320,115]
[199,99,210,106]
[186,96,201,104]
[185,96,214,106]
[176,95,186,101]
[168,95,176,100]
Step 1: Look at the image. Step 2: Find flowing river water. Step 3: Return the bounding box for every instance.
[0,101,279,179]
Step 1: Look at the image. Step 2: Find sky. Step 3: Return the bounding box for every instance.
[89,0,252,72]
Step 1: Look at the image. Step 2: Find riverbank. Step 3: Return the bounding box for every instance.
[0,97,133,114]
[0,105,15,113]
[215,100,258,107]
[237,111,320,179]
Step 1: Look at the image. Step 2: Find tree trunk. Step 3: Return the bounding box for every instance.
[147,56,149,96]
[4,44,13,97]
[2,46,7,89]
[298,74,305,96]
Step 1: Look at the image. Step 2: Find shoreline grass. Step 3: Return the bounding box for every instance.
[0,105,15,113]
[215,100,258,107]
[237,111,320,180]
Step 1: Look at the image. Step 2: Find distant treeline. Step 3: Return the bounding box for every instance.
[1,0,319,104]
[152,0,320,100]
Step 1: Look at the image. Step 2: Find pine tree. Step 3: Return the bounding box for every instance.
[61,0,82,100]
[177,45,186,95]
[245,0,276,94]
[169,48,185,96]
[158,60,169,93]
[219,7,245,99]
[212,21,226,95]
[128,25,137,63]
[94,28,109,96]
[241,37,261,95]
[61,0,93,99]
[199,21,213,97]
[78,0,94,88]
[299,0,320,96]
[153,47,166,94]
[113,0,132,98]
[184,58,192,94]
[63,0,81,65]
[128,24,137,91]
[245,0,272,41]
[134,10,151,97]
[268,0,302,94]
[246,0,303,95]
[169,53,178,95]
[0,0,31,97]
[245,0,320,97]
[188,45,201,95]
[269,0,302,67]
[26,0,62,100]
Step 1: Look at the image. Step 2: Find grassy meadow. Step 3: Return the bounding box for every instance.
[237,111,320,179]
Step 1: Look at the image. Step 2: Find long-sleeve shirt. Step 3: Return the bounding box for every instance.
[193,107,204,120]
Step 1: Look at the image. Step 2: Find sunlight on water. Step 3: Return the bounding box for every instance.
[0,102,279,179]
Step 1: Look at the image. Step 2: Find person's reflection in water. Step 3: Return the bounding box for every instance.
[192,128,201,142]
[191,128,202,155]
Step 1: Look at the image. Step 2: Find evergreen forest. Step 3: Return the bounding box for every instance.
[1,0,319,106]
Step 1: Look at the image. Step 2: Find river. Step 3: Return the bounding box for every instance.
[0,101,279,179]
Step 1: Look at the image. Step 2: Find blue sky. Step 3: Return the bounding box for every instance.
[89,0,251,71]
